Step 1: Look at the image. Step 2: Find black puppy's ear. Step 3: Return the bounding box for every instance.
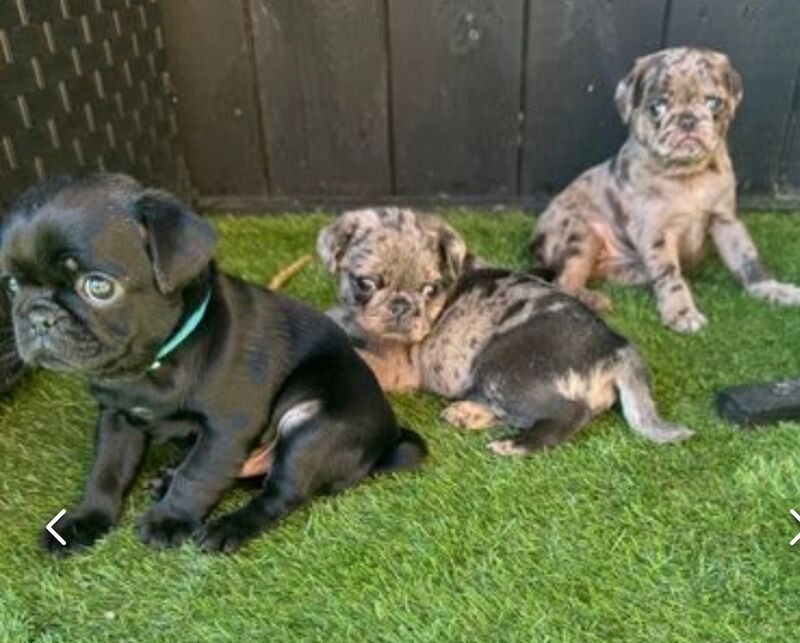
[316,211,361,273]
[615,52,661,124]
[134,189,216,294]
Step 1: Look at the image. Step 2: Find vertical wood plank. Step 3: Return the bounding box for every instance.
[389,0,525,196]
[160,0,268,197]
[250,0,390,196]
[666,0,800,194]
[521,0,666,196]
[785,69,800,194]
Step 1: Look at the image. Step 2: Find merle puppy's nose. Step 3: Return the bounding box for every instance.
[27,304,58,335]
[389,296,412,318]
[678,113,697,132]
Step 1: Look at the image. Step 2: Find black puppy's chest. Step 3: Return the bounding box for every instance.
[91,368,196,433]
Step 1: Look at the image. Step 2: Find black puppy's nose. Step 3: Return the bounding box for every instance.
[389,297,412,318]
[678,113,697,132]
[28,305,58,335]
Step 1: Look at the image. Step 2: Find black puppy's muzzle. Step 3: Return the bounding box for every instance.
[26,301,62,336]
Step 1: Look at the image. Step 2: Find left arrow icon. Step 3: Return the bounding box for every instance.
[46,509,67,546]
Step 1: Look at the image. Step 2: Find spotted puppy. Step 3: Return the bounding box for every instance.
[531,47,800,333]
[318,208,692,455]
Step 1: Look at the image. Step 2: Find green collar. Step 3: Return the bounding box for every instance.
[148,292,212,371]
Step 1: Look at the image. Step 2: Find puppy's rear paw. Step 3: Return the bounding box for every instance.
[644,423,695,444]
[663,307,707,334]
[747,279,800,305]
[486,439,530,457]
[441,401,497,430]
[39,509,113,556]
[195,510,262,554]
[574,289,612,313]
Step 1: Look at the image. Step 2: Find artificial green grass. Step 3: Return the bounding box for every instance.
[1,212,799,642]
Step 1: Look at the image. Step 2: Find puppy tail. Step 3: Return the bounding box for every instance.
[614,346,694,444]
[371,427,428,476]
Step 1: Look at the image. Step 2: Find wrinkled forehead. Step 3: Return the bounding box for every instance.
[344,217,446,286]
[2,199,149,281]
[646,50,730,99]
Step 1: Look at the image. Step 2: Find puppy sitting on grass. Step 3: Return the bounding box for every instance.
[530,47,800,333]
[319,208,692,455]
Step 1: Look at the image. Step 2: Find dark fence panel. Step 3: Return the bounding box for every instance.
[521,0,666,194]
[0,0,186,210]
[665,0,800,195]
[160,0,268,197]
[250,0,391,197]
[5,1,798,211]
[389,0,525,196]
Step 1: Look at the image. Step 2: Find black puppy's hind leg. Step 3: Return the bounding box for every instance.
[487,398,590,457]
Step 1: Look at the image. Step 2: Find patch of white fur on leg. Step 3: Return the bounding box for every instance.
[747,279,800,305]
[277,400,322,435]
[486,439,529,456]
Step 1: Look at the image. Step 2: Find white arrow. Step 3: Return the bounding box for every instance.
[46,509,67,546]
[790,509,800,546]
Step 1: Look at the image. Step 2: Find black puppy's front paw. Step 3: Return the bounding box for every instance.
[138,505,199,549]
[39,509,113,556]
[195,509,263,554]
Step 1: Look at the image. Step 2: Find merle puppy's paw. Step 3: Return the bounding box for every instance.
[138,505,199,549]
[195,510,263,554]
[39,509,113,556]
[747,279,800,305]
[662,306,707,334]
[145,467,175,501]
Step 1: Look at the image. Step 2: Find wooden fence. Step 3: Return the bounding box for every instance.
[2,1,799,212]
[162,0,800,211]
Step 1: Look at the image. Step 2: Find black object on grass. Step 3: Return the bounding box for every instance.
[716,379,800,428]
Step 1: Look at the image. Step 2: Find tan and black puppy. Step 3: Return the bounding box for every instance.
[319,208,692,455]
[531,47,800,333]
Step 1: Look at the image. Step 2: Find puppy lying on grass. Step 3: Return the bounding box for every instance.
[530,47,800,333]
[2,174,426,555]
[319,208,692,455]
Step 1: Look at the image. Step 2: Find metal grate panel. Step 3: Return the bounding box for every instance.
[0,0,188,210]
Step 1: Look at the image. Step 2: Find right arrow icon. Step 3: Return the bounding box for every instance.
[790,509,800,546]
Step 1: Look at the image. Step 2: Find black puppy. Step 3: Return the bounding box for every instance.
[1,173,426,554]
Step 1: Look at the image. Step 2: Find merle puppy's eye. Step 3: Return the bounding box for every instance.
[76,273,122,305]
[352,275,378,294]
[648,98,668,120]
[705,95,723,112]
[421,282,442,298]
[4,276,19,296]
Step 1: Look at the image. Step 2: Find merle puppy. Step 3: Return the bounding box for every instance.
[1,174,425,555]
[320,208,692,455]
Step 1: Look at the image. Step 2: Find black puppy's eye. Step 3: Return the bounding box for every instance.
[648,99,668,120]
[705,95,723,112]
[421,282,442,298]
[352,276,378,294]
[77,273,121,305]
[5,276,19,296]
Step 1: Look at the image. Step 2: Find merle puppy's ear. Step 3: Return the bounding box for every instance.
[134,189,216,294]
[615,52,661,124]
[436,224,468,279]
[317,211,361,273]
[722,56,743,110]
